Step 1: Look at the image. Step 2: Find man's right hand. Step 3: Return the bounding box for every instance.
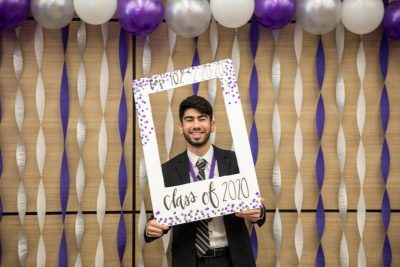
[145,219,170,238]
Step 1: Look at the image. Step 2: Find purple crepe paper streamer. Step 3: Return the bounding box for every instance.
[315,37,325,267]
[117,28,128,265]
[379,30,391,267]
[192,37,200,95]
[59,25,70,267]
[249,19,259,261]
[0,39,2,264]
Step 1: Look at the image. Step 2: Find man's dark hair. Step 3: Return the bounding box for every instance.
[179,95,213,122]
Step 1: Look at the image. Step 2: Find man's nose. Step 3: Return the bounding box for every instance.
[192,119,201,127]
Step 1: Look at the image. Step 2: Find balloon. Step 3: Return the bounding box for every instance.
[74,0,117,25]
[342,0,383,35]
[165,0,211,38]
[254,0,295,30]
[118,0,164,36]
[0,0,29,30]
[383,1,400,40]
[31,0,74,30]
[296,0,342,35]
[210,0,254,28]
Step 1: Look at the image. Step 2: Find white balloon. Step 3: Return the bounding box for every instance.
[74,0,117,25]
[342,0,384,35]
[210,0,254,28]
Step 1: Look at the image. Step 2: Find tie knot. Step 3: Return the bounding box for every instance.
[196,158,207,170]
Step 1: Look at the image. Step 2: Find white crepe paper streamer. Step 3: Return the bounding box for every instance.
[14,27,27,267]
[356,36,367,267]
[293,23,304,266]
[138,155,148,267]
[34,23,47,267]
[75,21,87,267]
[230,28,240,152]
[271,30,282,267]
[336,23,349,267]
[209,18,218,145]
[162,29,176,267]
[138,36,152,267]
[95,23,109,267]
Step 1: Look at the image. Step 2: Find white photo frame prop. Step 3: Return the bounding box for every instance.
[133,59,262,226]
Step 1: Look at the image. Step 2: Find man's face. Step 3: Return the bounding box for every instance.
[179,108,215,147]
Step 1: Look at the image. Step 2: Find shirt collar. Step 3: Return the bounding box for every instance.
[187,145,214,167]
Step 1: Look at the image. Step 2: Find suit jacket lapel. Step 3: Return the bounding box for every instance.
[214,145,230,177]
[174,151,191,185]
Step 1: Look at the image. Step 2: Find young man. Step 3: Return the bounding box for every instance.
[145,95,266,267]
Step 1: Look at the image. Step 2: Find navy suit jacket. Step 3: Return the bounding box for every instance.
[145,145,265,267]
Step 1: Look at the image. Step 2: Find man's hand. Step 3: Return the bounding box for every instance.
[235,198,265,223]
[145,219,170,238]
[235,208,262,223]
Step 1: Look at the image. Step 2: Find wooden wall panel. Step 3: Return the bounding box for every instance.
[0,20,133,265]
[135,22,400,266]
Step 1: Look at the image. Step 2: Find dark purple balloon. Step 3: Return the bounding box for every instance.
[383,1,400,40]
[0,0,29,30]
[117,0,164,36]
[254,0,295,30]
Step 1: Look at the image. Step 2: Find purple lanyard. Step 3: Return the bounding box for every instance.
[189,152,216,182]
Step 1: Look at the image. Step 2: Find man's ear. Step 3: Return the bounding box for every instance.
[178,122,183,134]
[211,119,216,133]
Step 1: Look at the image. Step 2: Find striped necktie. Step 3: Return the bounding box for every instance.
[195,158,210,256]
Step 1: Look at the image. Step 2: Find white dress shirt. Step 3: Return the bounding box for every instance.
[187,147,229,249]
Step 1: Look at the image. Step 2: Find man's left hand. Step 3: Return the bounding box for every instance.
[235,208,262,223]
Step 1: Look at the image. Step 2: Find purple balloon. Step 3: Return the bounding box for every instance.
[0,0,29,30]
[117,0,164,36]
[254,0,295,30]
[383,1,400,40]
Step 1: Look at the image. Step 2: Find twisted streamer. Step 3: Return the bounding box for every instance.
[0,30,2,265]
[137,35,151,267]
[161,28,176,267]
[315,36,325,267]
[230,27,240,154]
[192,37,200,95]
[117,27,128,266]
[248,19,259,261]
[293,23,304,266]
[356,36,367,267]
[209,18,218,145]
[75,21,87,267]
[14,27,27,267]
[271,30,282,267]
[59,25,70,267]
[96,23,109,267]
[232,28,240,82]
[35,23,47,267]
[336,23,348,267]
[379,28,391,267]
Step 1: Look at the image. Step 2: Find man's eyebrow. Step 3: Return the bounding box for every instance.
[183,114,209,120]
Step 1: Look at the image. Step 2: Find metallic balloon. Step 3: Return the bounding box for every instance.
[296,0,342,35]
[342,0,383,35]
[0,0,29,29]
[383,1,400,40]
[165,0,211,38]
[254,0,295,30]
[31,0,74,30]
[118,0,164,36]
[210,0,254,28]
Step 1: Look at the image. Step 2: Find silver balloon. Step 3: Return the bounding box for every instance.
[296,0,342,35]
[31,0,74,30]
[165,0,211,38]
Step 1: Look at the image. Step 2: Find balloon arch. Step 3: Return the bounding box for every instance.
[0,0,399,39]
